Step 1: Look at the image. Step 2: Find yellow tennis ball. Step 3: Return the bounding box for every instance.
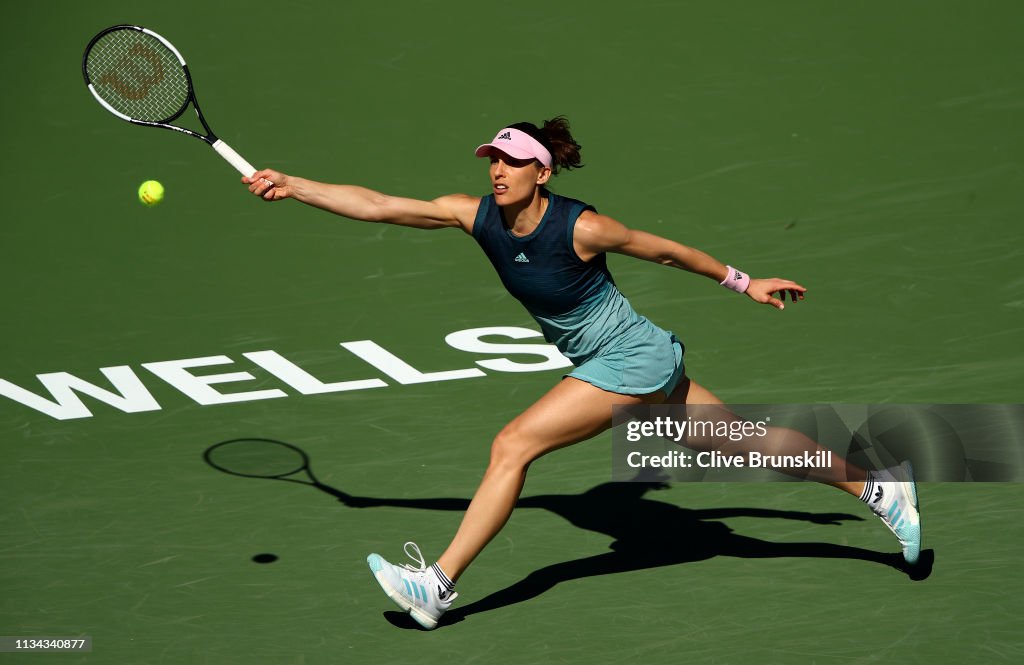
[138,180,165,207]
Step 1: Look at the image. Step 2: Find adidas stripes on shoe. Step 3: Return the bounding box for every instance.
[367,542,457,630]
[861,461,922,565]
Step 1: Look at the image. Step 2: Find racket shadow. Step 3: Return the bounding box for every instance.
[203,438,470,512]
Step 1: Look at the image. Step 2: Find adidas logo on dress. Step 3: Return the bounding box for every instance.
[514,253,529,263]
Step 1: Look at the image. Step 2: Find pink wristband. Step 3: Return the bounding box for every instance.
[720,266,750,294]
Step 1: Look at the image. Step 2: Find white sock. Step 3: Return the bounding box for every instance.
[859,473,880,504]
[429,563,455,600]
[859,467,901,508]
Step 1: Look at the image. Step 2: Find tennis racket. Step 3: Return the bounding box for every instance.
[82,25,260,177]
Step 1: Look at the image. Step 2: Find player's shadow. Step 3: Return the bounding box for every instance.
[438,480,934,629]
[203,440,934,630]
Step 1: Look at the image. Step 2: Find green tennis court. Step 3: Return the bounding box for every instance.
[3,1,1022,662]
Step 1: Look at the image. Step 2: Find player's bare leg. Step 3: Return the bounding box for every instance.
[437,377,663,580]
[666,377,920,563]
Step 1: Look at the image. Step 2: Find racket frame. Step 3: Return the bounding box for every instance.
[204,438,315,482]
[82,24,257,176]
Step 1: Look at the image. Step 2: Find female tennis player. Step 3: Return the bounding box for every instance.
[242,117,921,629]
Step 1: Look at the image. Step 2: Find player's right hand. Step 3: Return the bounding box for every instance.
[243,169,289,201]
[746,277,806,310]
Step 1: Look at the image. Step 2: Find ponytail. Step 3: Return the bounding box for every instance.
[508,116,584,175]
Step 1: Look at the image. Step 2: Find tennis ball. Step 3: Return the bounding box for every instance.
[138,180,165,207]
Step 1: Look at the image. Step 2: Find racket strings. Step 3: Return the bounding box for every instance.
[86,29,189,123]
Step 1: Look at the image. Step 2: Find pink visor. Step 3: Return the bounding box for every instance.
[474,127,553,168]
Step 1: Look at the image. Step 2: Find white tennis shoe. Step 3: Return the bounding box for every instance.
[367,542,457,630]
[866,461,922,564]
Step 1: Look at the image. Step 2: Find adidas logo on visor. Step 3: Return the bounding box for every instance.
[497,131,511,140]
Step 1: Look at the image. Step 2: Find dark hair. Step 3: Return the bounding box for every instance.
[508,116,584,175]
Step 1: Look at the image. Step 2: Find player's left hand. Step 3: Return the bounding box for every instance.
[746,278,806,310]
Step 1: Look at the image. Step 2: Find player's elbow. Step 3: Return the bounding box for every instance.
[362,193,394,223]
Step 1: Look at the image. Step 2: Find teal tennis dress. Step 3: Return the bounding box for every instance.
[471,190,684,396]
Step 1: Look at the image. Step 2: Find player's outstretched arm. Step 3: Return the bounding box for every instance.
[242,169,478,232]
[573,211,806,310]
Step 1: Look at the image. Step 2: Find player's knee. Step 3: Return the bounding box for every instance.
[489,425,535,471]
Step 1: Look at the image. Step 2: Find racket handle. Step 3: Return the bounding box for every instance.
[212,139,258,177]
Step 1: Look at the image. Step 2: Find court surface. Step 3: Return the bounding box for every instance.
[2,1,1023,663]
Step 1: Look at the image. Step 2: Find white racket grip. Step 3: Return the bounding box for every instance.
[212,139,258,177]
